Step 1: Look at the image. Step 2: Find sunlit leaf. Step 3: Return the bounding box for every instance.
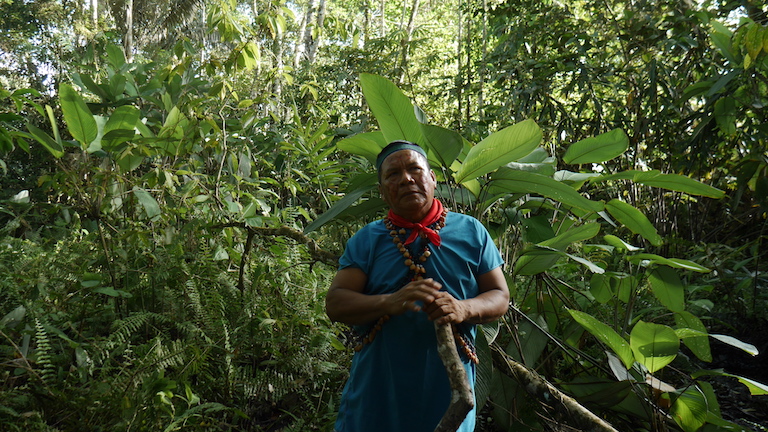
[605,199,662,246]
[454,119,542,183]
[59,82,97,148]
[569,309,634,369]
[630,321,679,373]
[490,171,604,212]
[359,73,422,144]
[671,385,708,432]
[648,266,685,312]
[563,128,629,164]
[674,312,712,362]
[633,170,725,198]
[692,370,768,395]
[627,253,710,273]
[337,132,387,164]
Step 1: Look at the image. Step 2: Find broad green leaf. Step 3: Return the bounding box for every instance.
[304,184,376,233]
[563,128,629,164]
[27,123,63,158]
[709,334,758,356]
[710,21,737,64]
[514,223,601,275]
[692,370,768,396]
[603,235,641,251]
[419,124,464,169]
[568,309,634,369]
[337,132,387,164]
[633,170,725,199]
[565,252,605,274]
[490,171,604,212]
[674,312,712,362]
[605,199,662,246]
[714,97,737,136]
[648,266,685,312]
[627,253,711,273]
[671,386,709,432]
[359,73,421,144]
[132,187,161,220]
[745,23,764,61]
[106,43,126,68]
[454,119,542,183]
[0,305,26,328]
[59,83,97,148]
[630,321,679,373]
[94,287,133,298]
[589,274,613,304]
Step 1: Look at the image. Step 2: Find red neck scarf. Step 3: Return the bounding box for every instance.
[387,199,444,247]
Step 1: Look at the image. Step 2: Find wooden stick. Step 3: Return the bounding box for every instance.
[491,345,620,432]
[433,322,474,432]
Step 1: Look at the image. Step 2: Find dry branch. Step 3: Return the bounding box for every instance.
[491,345,619,432]
[434,322,474,432]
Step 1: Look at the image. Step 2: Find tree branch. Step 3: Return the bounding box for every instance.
[434,322,474,432]
[491,344,619,432]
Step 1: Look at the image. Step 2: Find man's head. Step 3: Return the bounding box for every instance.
[376,141,437,221]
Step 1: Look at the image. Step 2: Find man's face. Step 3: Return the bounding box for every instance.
[378,149,436,220]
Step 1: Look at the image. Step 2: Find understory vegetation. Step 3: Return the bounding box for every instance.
[2,0,768,430]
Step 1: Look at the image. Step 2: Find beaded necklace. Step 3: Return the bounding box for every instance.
[353,209,479,364]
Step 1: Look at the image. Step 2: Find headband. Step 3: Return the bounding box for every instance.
[375,141,428,171]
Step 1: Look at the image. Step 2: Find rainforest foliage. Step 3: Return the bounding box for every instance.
[1,0,767,430]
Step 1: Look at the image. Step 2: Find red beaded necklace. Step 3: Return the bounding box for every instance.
[354,208,479,365]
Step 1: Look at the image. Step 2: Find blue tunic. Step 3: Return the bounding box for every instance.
[334,212,504,432]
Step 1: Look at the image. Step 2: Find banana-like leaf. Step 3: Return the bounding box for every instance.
[670,385,709,432]
[454,119,542,183]
[563,128,629,164]
[420,123,464,169]
[304,184,377,233]
[633,170,725,198]
[569,309,634,369]
[359,73,422,144]
[648,266,685,312]
[630,321,679,374]
[490,171,604,212]
[627,253,710,273]
[692,370,768,395]
[337,131,387,164]
[132,187,161,220]
[674,312,712,362]
[605,199,662,246]
[27,123,63,158]
[514,223,602,275]
[59,83,97,148]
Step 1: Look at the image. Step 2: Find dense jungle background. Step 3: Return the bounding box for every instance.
[1,0,768,430]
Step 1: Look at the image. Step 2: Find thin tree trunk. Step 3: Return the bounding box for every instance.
[398,0,420,83]
[307,0,326,64]
[456,3,463,129]
[478,0,487,119]
[294,0,317,68]
[124,0,134,62]
[380,0,386,36]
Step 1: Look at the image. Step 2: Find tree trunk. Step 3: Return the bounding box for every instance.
[398,0,420,83]
[307,0,326,65]
[293,0,317,68]
[124,0,134,62]
[380,0,386,36]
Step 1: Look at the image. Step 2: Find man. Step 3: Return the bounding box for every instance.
[326,141,509,432]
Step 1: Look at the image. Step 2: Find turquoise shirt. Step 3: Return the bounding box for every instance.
[334,212,504,432]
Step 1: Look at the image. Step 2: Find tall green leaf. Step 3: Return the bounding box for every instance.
[629,321,679,374]
[605,199,662,246]
[490,171,604,212]
[59,83,97,148]
[670,386,709,432]
[674,312,712,362]
[337,132,388,164]
[568,309,634,369]
[633,170,725,198]
[563,128,629,164]
[133,187,161,220]
[627,254,710,273]
[359,74,422,144]
[648,266,685,312]
[420,124,464,169]
[454,119,542,183]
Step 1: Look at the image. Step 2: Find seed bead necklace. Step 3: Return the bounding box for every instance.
[353,209,479,365]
